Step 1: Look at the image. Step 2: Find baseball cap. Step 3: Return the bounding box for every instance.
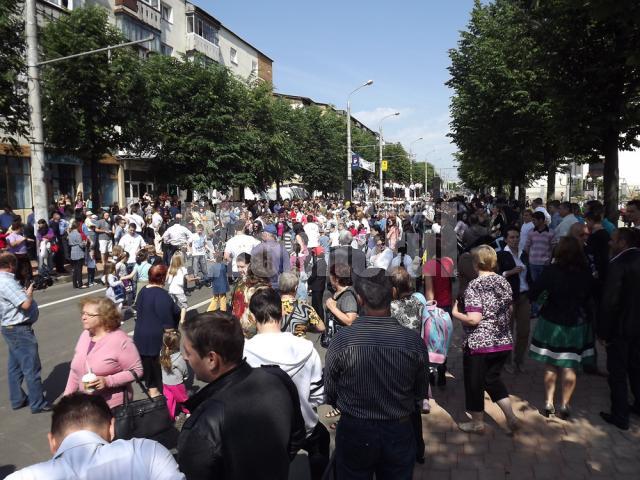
[264,224,277,235]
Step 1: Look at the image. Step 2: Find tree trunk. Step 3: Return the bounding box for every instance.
[546,168,556,203]
[518,183,527,209]
[496,180,504,197]
[509,179,517,200]
[275,177,281,201]
[603,129,619,223]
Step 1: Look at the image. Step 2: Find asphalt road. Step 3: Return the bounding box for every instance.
[0,280,215,476]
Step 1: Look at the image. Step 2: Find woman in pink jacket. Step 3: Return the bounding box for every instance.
[64,296,143,409]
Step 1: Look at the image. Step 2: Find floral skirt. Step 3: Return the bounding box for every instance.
[529,316,595,369]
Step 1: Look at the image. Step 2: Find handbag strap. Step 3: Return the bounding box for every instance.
[127,369,154,401]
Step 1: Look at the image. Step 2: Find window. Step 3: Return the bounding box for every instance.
[0,157,32,209]
[142,0,158,8]
[161,3,172,22]
[251,60,258,74]
[161,43,173,56]
[230,47,238,65]
[187,15,193,33]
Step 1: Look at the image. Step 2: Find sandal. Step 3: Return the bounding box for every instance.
[329,421,339,430]
[325,408,341,418]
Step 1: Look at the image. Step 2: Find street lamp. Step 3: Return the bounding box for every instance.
[409,137,423,200]
[378,111,400,201]
[346,79,373,202]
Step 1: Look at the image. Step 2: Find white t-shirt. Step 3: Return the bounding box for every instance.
[224,234,260,272]
[329,230,340,247]
[167,267,187,295]
[125,213,145,232]
[304,222,320,248]
[190,232,207,256]
[118,233,146,264]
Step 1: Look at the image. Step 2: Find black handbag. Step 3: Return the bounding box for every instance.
[113,370,174,444]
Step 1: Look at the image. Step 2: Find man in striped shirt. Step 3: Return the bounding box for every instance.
[325,267,429,479]
[524,211,555,283]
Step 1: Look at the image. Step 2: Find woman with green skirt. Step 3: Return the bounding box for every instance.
[529,236,596,420]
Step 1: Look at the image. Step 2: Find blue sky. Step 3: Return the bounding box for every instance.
[196,0,478,180]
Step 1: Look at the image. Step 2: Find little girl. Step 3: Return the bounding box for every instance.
[167,252,188,309]
[86,250,96,287]
[104,262,124,311]
[160,329,189,421]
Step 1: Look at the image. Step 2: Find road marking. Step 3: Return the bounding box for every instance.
[39,288,107,309]
[187,299,211,311]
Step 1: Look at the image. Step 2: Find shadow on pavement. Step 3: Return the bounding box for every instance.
[43,362,70,404]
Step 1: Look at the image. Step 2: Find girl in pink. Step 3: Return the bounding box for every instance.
[160,329,190,420]
[64,297,143,409]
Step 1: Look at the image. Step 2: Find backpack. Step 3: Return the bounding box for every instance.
[413,292,453,364]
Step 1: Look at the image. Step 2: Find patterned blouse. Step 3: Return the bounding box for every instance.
[281,298,322,337]
[391,296,424,333]
[463,273,513,354]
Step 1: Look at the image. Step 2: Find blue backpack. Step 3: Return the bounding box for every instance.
[413,292,453,364]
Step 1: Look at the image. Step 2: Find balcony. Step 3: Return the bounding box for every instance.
[186,32,220,61]
[114,0,161,31]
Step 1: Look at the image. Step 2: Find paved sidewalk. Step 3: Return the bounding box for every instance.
[405,320,640,480]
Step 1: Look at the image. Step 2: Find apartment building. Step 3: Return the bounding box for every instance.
[1,0,273,215]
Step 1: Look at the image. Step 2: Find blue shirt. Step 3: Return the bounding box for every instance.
[5,430,184,480]
[207,262,229,294]
[0,212,14,230]
[0,271,38,327]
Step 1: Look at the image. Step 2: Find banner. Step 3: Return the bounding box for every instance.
[351,152,375,173]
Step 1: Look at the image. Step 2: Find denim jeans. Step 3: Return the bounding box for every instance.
[335,415,416,480]
[1,325,48,412]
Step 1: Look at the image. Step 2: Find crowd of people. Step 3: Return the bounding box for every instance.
[1,191,639,479]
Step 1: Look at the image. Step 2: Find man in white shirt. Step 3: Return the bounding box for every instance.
[151,207,164,255]
[224,222,260,276]
[189,223,211,280]
[6,392,184,480]
[519,209,534,252]
[532,198,551,225]
[369,234,394,270]
[161,214,192,263]
[125,205,145,233]
[118,223,146,271]
[328,223,340,248]
[303,215,320,250]
[554,201,579,240]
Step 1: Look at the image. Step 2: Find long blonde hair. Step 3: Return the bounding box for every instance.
[168,252,185,277]
[160,329,181,373]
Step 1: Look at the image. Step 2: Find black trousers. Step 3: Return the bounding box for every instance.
[71,259,84,288]
[14,254,32,287]
[303,422,330,480]
[463,349,510,412]
[606,337,640,425]
[311,287,325,321]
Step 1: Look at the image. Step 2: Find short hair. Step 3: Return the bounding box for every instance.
[354,268,391,310]
[627,199,640,210]
[338,230,353,246]
[532,211,546,222]
[278,272,299,295]
[505,226,520,237]
[51,393,112,439]
[554,236,588,270]
[468,214,479,225]
[584,211,602,223]
[0,252,18,270]
[79,297,122,332]
[559,201,571,210]
[11,219,22,231]
[390,267,413,299]
[615,227,640,248]
[236,252,251,265]
[548,200,560,208]
[249,287,282,324]
[329,262,353,287]
[471,245,497,272]
[181,311,244,364]
[532,198,543,206]
[307,215,314,223]
[148,264,168,285]
[128,223,137,229]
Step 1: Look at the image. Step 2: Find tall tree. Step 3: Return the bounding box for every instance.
[0,0,28,143]
[40,6,146,206]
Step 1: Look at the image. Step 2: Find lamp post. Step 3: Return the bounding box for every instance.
[346,80,373,202]
[378,111,400,201]
[409,137,423,200]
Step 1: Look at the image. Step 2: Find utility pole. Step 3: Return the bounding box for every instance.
[25,0,48,223]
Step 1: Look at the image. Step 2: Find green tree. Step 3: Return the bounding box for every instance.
[0,0,28,143]
[40,6,146,206]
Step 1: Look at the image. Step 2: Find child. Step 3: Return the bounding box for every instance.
[86,249,97,287]
[104,262,124,311]
[206,251,229,311]
[167,252,188,309]
[160,329,190,421]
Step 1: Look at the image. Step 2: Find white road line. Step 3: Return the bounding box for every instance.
[39,288,107,309]
[187,299,211,311]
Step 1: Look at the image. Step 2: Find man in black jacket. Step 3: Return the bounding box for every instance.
[598,227,640,430]
[177,311,305,479]
[497,226,532,374]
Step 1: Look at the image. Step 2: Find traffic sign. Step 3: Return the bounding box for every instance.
[382,160,388,172]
